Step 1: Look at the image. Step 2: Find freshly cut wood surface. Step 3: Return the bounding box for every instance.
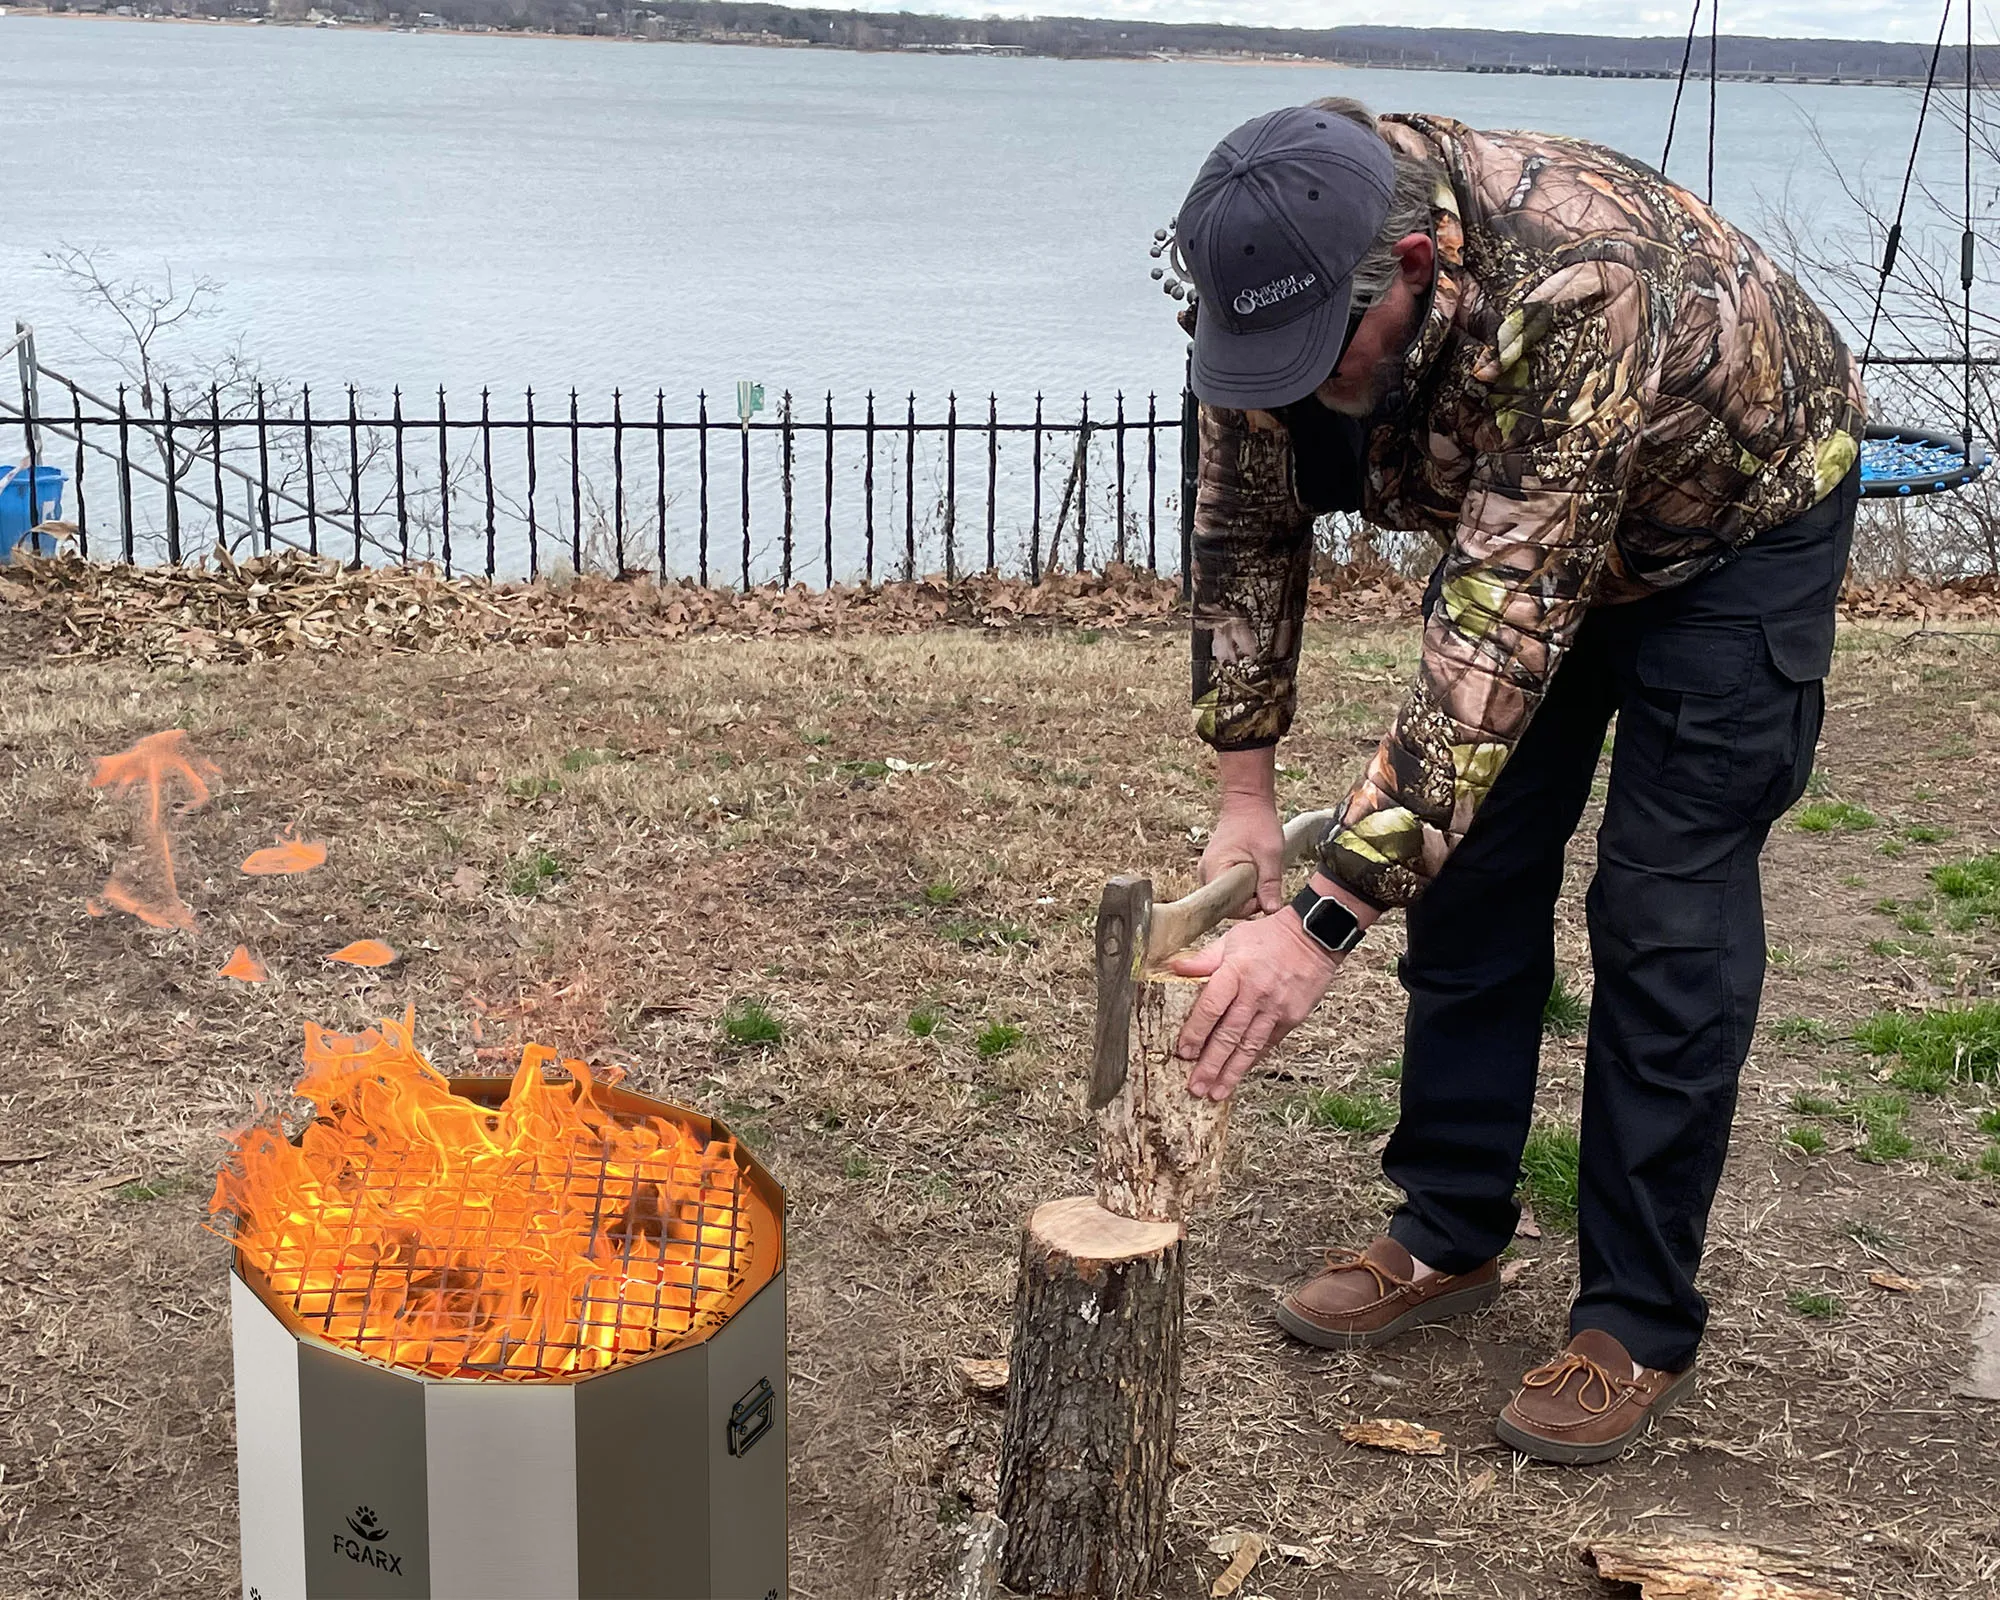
[1029,1194,1181,1261]
[1096,976,1230,1224]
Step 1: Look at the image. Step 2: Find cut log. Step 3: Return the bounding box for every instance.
[997,1197,1185,1599]
[1580,1535,1849,1600]
[1096,974,1230,1224]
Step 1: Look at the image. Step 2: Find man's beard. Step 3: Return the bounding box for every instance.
[1324,348,1409,419]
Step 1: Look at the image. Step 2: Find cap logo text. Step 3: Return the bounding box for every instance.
[1234,272,1317,316]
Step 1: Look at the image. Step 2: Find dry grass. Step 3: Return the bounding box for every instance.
[2,616,1999,1598]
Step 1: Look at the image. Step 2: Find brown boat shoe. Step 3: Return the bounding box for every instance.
[1274,1235,1500,1350]
[1495,1329,1697,1465]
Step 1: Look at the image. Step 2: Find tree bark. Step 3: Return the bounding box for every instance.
[1095,975,1230,1224]
[997,1197,1184,1599]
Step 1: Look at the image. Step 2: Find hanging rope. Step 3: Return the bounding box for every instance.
[1661,0,1703,175]
[1707,0,1719,203]
[1859,2,1953,368]
[1963,0,1977,448]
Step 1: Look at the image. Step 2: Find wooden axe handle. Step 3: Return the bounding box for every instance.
[1141,808,1340,969]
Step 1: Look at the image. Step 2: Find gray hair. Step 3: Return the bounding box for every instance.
[1310,97,1439,306]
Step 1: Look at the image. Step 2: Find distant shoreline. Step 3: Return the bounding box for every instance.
[3,7,1314,62]
[1,8,1940,86]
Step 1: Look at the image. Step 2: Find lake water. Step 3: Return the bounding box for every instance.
[0,18,1979,579]
[1,16,1974,407]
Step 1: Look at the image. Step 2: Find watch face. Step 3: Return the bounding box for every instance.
[1302,894,1362,952]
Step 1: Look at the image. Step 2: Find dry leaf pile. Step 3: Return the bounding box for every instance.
[1838,573,2000,621]
[7,547,1995,669]
[0,549,1426,665]
[7,547,1996,672]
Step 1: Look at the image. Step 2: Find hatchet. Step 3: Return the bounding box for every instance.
[1089,808,1339,1112]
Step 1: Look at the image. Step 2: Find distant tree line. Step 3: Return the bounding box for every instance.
[44,0,1993,80]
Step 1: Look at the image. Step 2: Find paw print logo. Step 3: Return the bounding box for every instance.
[346,1505,389,1542]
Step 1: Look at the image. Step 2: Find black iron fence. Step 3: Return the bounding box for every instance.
[4,335,1197,587]
[12,327,1994,586]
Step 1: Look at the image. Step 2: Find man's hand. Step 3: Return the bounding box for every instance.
[1208,748,1284,916]
[1167,910,1343,1101]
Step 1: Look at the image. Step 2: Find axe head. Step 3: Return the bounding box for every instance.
[1089,874,1151,1110]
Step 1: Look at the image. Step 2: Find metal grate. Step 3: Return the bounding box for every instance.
[253,1116,763,1381]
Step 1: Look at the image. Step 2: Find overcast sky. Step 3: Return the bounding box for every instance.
[929,2,1944,44]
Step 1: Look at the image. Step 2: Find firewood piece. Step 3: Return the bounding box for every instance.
[954,1356,1010,1397]
[1340,1417,1448,1456]
[1580,1535,1848,1599]
[1095,975,1230,1224]
[1208,1532,1264,1597]
[998,1197,1185,1599]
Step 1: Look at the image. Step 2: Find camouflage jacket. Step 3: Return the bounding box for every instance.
[1190,113,1868,909]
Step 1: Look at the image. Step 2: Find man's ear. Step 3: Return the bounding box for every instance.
[1392,231,1435,290]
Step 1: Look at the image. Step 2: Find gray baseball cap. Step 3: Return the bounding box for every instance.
[1177,107,1396,410]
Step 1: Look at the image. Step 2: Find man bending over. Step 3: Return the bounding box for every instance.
[1166,98,1864,1464]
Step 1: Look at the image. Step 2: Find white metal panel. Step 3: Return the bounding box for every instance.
[424,1380,580,1599]
[230,1272,307,1600]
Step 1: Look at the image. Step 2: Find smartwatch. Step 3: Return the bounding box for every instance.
[1290,883,1367,956]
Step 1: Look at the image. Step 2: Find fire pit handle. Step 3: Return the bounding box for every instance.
[728,1375,777,1457]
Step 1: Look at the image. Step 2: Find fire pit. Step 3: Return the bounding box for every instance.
[214,1015,787,1599]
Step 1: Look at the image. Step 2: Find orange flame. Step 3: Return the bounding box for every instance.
[328,939,397,968]
[242,828,327,877]
[210,1013,764,1380]
[219,945,269,983]
[86,730,219,930]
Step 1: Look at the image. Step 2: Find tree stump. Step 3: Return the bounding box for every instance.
[997,1197,1185,1600]
[1096,974,1230,1224]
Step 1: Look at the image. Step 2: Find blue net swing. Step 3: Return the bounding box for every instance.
[1668,0,1989,500]
[1859,426,1991,497]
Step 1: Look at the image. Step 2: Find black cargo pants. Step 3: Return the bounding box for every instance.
[1382,468,1859,1373]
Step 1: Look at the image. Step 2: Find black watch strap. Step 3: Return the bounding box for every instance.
[1291,883,1366,955]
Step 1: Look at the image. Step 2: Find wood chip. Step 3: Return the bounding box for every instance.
[953,1357,1009,1397]
[0,1152,54,1167]
[1580,1534,1847,1599]
[1206,1532,1264,1597]
[1514,1206,1543,1239]
[1341,1418,1447,1456]
[1501,1257,1536,1286]
[1867,1271,1923,1294]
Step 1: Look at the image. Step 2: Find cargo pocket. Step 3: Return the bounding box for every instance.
[1750,606,1836,821]
[1628,627,1757,802]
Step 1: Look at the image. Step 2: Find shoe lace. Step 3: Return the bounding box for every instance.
[1320,1246,1410,1299]
[1519,1352,1621,1416]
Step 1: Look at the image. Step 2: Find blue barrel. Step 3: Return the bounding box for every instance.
[0,465,66,560]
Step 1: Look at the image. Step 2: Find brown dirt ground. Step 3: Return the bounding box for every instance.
[2,614,1998,1600]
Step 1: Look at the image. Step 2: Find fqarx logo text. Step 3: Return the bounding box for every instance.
[1233,272,1317,316]
[336,1505,404,1574]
